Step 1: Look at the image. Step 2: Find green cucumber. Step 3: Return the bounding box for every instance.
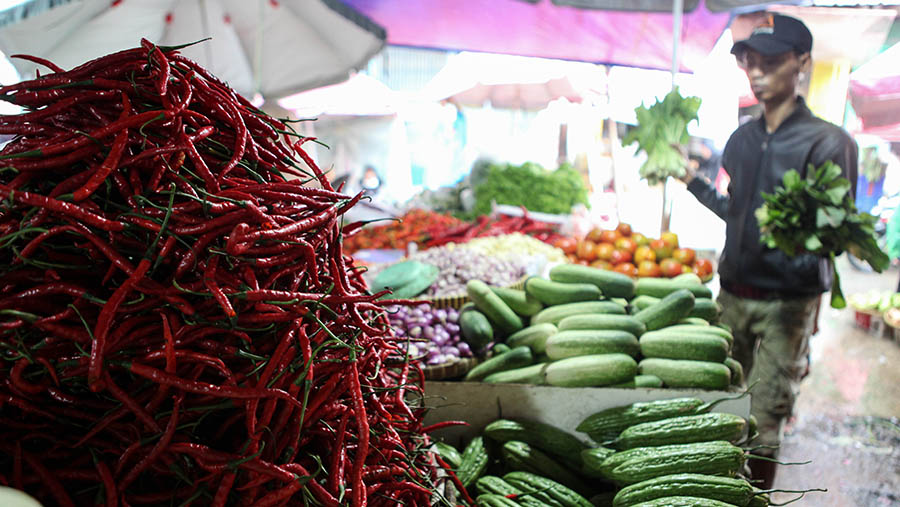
[748,491,769,507]
[558,314,646,337]
[612,374,664,389]
[491,286,545,316]
[484,362,548,384]
[549,263,636,298]
[688,298,720,322]
[639,333,730,363]
[532,301,626,326]
[633,289,695,331]
[545,330,640,360]
[673,273,704,285]
[467,279,524,335]
[476,494,521,506]
[630,295,661,311]
[507,323,557,355]
[677,317,710,326]
[581,446,618,478]
[653,325,733,345]
[526,276,602,305]
[464,346,533,382]
[638,358,732,390]
[576,395,744,444]
[613,413,747,449]
[627,496,739,506]
[635,278,713,299]
[476,476,545,506]
[458,436,489,488]
[602,441,746,484]
[459,308,494,351]
[724,357,744,386]
[545,353,637,387]
[492,343,512,356]
[485,418,588,466]
[432,441,463,468]
[613,473,757,506]
[501,441,592,495]
[504,470,594,507]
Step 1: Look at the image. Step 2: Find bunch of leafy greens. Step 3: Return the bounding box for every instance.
[755,161,890,308]
[622,87,702,186]
[470,161,590,217]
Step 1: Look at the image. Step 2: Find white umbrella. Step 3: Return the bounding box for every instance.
[0,0,386,100]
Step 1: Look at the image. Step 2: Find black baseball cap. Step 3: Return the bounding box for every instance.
[731,13,812,57]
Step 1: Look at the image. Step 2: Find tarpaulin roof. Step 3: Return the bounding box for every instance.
[339,0,733,73]
[850,41,900,99]
[850,41,900,132]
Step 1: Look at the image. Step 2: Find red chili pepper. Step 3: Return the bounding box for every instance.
[88,257,151,390]
[126,362,304,410]
[120,394,181,490]
[0,186,125,231]
[94,460,118,507]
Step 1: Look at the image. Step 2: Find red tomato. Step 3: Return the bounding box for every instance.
[634,245,656,265]
[616,222,633,237]
[610,249,633,265]
[615,237,638,254]
[672,247,696,266]
[554,236,578,255]
[600,230,620,244]
[693,258,714,278]
[595,242,616,262]
[637,260,662,278]
[590,259,614,271]
[659,258,683,278]
[576,239,598,262]
[613,262,638,278]
[587,227,605,243]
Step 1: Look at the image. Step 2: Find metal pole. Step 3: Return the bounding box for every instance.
[671,0,683,90]
[662,0,684,235]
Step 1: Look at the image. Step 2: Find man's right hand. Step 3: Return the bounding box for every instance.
[672,143,698,184]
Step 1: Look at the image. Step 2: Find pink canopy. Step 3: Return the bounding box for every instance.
[850,42,900,132]
[340,0,731,73]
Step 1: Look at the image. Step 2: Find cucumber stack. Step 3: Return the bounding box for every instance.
[454,264,744,391]
[445,417,612,506]
[570,396,822,506]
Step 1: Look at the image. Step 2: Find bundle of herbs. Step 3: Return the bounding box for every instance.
[621,87,701,186]
[755,161,890,308]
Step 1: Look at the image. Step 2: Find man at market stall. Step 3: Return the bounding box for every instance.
[679,13,858,489]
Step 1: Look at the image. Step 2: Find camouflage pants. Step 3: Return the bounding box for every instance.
[717,289,820,455]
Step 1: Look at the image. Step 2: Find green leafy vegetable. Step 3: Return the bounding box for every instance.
[621,87,702,185]
[755,161,890,308]
[470,161,590,217]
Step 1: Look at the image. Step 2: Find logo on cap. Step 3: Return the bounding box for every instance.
[751,14,775,35]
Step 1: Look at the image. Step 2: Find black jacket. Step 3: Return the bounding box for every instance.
[687,97,858,296]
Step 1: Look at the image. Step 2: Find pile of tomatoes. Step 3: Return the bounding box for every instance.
[552,223,715,280]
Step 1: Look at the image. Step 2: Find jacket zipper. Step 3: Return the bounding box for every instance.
[735,132,772,279]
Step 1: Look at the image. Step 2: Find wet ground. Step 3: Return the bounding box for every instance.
[768,255,900,506]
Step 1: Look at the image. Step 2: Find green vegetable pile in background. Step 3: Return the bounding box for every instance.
[471,161,590,217]
[755,161,890,309]
[621,87,701,186]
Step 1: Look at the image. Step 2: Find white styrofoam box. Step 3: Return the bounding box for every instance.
[422,381,751,447]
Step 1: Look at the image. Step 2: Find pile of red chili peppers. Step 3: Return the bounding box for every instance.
[424,211,564,248]
[343,208,463,253]
[0,41,447,506]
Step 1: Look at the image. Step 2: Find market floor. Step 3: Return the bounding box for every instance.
[768,255,900,506]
